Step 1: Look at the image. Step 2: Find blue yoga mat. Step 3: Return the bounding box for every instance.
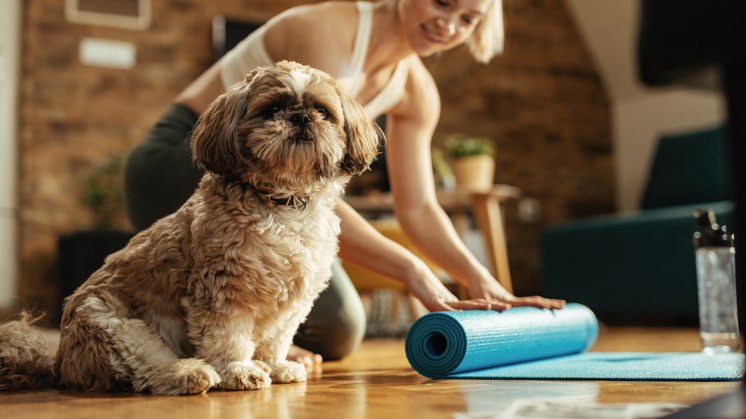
[405,303,744,381]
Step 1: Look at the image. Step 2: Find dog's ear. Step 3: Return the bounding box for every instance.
[190,69,264,176]
[338,91,383,175]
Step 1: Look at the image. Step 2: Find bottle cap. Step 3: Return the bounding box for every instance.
[693,208,734,248]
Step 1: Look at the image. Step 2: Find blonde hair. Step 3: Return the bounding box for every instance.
[467,0,504,63]
[385,0,505,64]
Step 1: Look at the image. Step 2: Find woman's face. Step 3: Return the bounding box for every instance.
[398,0,493,56]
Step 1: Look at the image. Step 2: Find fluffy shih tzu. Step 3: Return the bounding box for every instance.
[0,61,381,394]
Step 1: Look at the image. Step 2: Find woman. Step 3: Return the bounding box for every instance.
[124,0,565,366]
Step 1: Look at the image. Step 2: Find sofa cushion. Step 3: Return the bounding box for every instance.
[641,126,730,209]
[541,200,734,321]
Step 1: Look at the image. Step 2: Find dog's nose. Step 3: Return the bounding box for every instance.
[289,111,311,127]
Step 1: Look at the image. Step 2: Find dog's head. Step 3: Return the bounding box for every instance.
[190,61,382,190]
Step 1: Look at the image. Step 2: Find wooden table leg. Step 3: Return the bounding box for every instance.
[472,193,513,293]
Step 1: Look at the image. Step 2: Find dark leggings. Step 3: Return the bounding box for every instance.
[123,103,366,360]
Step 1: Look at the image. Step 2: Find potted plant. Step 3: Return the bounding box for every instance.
[443,134,496,192]
[81,155,128,230]
[431,148,456,190]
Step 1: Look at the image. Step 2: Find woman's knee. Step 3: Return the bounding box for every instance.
[300,311,365,361]
[294,263,366,360]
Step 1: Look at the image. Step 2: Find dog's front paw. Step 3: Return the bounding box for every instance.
[268,360,307,384]
[153,358,221,395]
[219,361,271,391]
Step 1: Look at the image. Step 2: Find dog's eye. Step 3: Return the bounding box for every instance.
[315,106,329,120]
[262,105,282,119]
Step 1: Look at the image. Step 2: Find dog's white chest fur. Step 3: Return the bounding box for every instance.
[242,199,340,304]
[184,176,342,313]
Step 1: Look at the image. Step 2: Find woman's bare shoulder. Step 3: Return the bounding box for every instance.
[408,57,438,96]
[271,1,356,24]
[391,56,441,122]
[264,2,359,74]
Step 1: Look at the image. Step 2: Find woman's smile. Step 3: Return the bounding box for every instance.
[420,19,455,45]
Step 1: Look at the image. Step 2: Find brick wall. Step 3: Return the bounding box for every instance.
[17,0,611,315]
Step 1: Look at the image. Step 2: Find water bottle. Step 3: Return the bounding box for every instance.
[693,209,740,354]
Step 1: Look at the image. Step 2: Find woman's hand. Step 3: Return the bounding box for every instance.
[466,265,566,310]
[404,260,515,312]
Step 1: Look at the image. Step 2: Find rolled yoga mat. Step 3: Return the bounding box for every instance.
[405,303,744,381]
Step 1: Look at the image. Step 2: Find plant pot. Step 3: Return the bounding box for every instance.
[57,229,134,320]
[450,155,495,192]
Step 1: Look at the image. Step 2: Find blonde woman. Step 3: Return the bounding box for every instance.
[124,0,565,367]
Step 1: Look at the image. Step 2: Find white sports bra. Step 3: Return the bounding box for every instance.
[220,1,411,120]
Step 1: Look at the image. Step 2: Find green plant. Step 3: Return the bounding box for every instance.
[431,148,453,178]
[82,155,125,230]
[443,135,495,159]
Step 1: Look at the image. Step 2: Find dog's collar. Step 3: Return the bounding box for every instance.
[256,189,310,211]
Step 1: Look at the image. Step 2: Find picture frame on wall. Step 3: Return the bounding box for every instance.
[65,0,151,30]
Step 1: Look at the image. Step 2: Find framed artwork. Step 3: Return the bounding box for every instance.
[66,0,151,30]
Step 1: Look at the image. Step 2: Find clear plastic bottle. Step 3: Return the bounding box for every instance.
[693,209,740,354]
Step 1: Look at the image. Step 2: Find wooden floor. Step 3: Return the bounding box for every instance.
[0,327,741,418]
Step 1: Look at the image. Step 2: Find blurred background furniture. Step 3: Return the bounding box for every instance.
[541,125,732,322]
[57,230,134,319]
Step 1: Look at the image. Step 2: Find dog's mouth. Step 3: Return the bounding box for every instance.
[290,128,315,143]
[291,134,314,143]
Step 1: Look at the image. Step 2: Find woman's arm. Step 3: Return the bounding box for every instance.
[335,199,503,312]
[385,60,563,309]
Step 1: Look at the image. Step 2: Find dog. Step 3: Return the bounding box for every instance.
[0,61,381,395]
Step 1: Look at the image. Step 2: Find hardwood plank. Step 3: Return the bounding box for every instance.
[0,328,740,418]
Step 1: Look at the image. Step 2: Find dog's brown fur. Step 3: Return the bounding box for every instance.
[0,313,55,390]
[0,61,380,395]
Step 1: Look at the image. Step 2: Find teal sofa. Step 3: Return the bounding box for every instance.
[541,126,732,322]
